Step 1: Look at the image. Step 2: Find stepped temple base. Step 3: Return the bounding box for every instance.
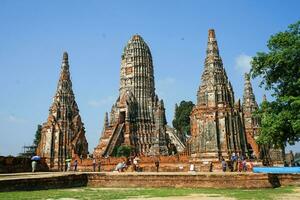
[1,172,300,191]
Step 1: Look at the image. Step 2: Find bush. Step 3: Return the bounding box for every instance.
[113,145,132,157]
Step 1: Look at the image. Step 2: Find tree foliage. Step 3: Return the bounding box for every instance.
[112,145,132,157]
[172,100,195,136]
[34,124,42,147]
[251,21,300,148]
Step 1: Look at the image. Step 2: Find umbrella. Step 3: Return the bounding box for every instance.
[65,159,72,162]
[31,156,41,161]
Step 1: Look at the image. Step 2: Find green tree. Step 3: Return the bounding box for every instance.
[33,124,42,147]
[251,21,300,150]
[172,101,195,136]
[112,145,132,157]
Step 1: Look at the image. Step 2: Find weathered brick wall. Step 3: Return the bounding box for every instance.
[0,156,49,173]
[1,172,299,191]
[74,155,258,173]
[0,174,87,192]
[87,173,278,189]
[73,155,192,172]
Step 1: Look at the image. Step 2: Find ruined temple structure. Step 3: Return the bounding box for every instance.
[189,29,248,161]
[37,52,88,171]
[94,35,177,158]
[242,73,260,157]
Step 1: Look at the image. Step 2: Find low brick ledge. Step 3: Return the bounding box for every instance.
[0,172,300,191]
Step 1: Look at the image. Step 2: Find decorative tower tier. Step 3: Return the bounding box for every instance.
[242,73,260,157]
[37,52,88,171]
[94,35,170,157]
[189,30,248,161]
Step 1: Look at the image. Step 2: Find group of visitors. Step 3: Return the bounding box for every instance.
[113,156,160,172]
[65,159,78,172]
[221,153,253,172]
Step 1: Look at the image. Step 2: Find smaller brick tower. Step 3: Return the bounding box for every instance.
[242,73,260,157]
[37,52,88,171]
[189,29,248,161]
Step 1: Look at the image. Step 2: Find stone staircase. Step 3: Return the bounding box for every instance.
[246,132,259,157]
[165,126,186,153]
[93,125,116,157]
[104,123,125,156]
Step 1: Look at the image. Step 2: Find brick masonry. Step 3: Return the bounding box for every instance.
[0,172,300,191]
[0,156,49,173]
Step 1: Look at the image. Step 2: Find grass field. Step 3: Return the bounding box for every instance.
[0,186,298,200]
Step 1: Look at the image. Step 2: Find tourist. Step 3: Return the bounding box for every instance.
[31,160,37,173]
[115,162,122,172]
[93,158,96,172]
[221,159,227,172]
[66,160,71,172]
[133,156,139,172]
[231,152,237,172]
[155,158,160,172]
[115,161,126,172]
[242,159,247,172]
[248,160,254,171]
[189,163,195,172]
[238,158,243,172]
[80,155,83,164]
[209,162,213,172]
[74,160,78,171]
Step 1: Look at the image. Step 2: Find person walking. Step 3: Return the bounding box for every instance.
[238,157,243,172]
[93,158,96,172]
[31,160,37,172]
[66,160,71,172]
[155,158,160,172]
[221,159,227,172]
[242,159,247,172]
[231,152,237,172]
[209,162,213,172]
[133,156,139,172]
[80,155,83,164]
[74,160,78,171]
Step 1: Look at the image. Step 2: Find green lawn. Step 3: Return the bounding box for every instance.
[0,186,296,200]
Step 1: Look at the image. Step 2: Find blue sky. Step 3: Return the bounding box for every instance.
[0,0,299,156]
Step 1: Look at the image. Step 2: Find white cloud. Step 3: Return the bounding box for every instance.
[7,115,27,123]
[88,96,116,108]
[156,77,176,97]
[235,53,252,73]
[157,77,176,87]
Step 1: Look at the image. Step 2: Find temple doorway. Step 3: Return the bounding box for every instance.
[119,111,125,123]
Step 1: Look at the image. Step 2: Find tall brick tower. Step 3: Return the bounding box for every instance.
[242,73,260,157]
[189,29,248,161]
[94,35,169,157]
[37,52,88,171]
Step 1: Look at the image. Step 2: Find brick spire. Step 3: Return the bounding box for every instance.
[242,72,260,156]
[243,73,258,112]
[197,29,234,107]
[36,52,88,171]
[94,34,170,157]
[190,29,248,161]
